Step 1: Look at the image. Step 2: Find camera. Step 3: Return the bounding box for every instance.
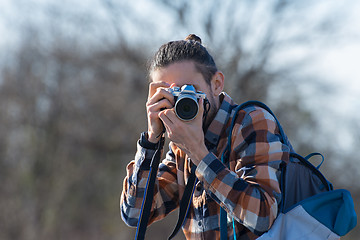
[167,85,207,121]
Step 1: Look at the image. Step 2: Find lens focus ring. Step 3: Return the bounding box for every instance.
[174,94,198,121]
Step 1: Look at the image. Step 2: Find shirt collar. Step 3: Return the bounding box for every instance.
[204,92,236,147]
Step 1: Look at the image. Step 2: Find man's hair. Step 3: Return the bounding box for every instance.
[148,34,218,85]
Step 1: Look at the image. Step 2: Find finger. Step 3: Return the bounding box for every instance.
[159,109,174,126]
[148,82,171,99]
[159,110,178,140]
[163,109,178,123]
[147,98,174,114]
[147,87,175,106]
[162,121,172,140]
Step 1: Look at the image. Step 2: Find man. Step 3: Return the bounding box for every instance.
[120,34,290,239]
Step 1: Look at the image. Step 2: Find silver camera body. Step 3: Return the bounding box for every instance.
[168,85,207,121]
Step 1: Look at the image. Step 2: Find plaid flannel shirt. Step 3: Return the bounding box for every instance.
[121,93,291,239]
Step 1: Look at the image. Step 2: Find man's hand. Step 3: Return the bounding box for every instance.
[146,82,174,143]
[159,98,209,165]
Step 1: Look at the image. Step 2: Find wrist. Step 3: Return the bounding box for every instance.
[147,131,161,144]
[190,145,209,166]
[139,132,158,150]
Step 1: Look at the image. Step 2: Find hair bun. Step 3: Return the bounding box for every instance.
[185,34,202,44]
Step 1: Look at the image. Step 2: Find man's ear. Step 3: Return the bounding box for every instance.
[211,71,225,96]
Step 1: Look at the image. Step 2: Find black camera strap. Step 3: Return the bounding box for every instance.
[135,135,165,240]
[168,164,197,240]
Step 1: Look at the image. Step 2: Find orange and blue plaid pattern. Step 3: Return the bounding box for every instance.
[121,93,291,239]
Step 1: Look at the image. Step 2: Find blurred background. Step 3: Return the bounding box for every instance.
[0,0,359,239]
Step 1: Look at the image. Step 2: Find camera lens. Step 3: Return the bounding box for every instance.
[175,96,198,121]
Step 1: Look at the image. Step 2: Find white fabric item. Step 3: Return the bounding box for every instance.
[258,205,340,240]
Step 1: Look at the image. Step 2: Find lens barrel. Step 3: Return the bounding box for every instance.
[175,94,199,121]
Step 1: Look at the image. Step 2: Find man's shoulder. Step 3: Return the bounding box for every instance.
[233,103,276,126]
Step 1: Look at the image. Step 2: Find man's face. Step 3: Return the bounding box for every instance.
[151,61,219,128]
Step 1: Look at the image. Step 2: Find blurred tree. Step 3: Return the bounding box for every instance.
[0,0,357,239]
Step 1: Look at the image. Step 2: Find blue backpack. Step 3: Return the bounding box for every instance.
[221,101,357,240]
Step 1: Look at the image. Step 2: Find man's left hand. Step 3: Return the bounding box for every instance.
[158,98,209,165]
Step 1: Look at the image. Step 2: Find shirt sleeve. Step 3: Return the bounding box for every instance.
[120,132,180,227]
[195,107,290,235]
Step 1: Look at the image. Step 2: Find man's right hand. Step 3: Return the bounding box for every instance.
[146,82,175,143]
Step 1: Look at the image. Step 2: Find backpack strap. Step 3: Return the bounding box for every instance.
[304,152,324,169]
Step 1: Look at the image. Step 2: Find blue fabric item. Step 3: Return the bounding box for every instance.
[304,152,325,169]
[300,189,357,236]
[259,189,357,239]
[220,207,227,240]
[258,207,340,240]
[232,218,237,240]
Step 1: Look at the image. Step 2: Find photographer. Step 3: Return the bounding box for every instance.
[120,34,291,239]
